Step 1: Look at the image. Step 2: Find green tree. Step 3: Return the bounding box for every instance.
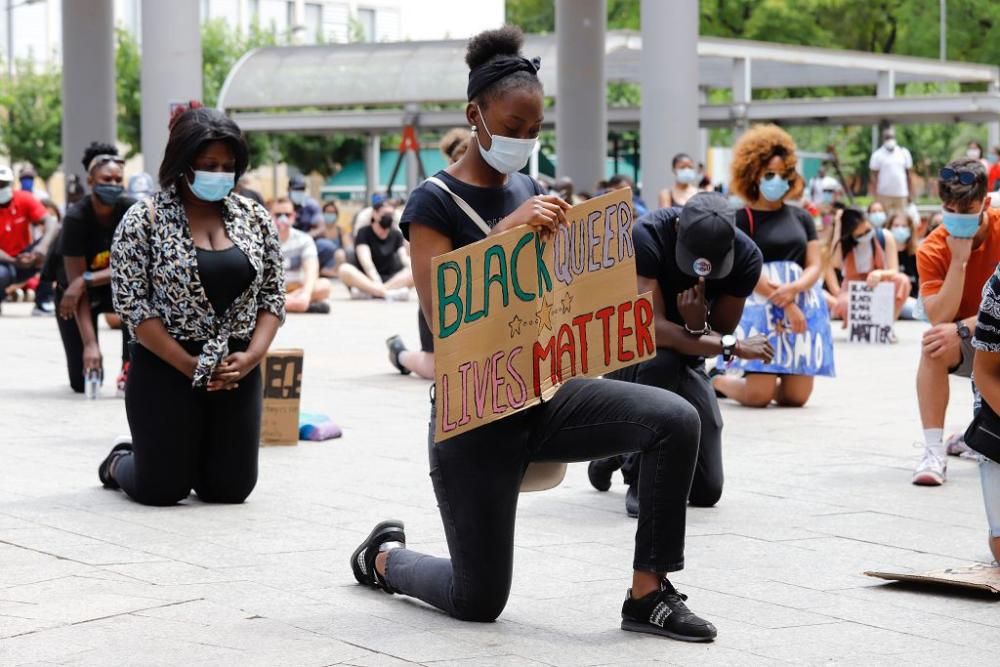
[116,27,142,157]
[0,62,63,180]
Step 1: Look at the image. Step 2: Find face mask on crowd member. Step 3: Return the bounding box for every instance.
[869,210,887,228]
[87,153,126,208]
[290,189,306,206]
[271,202,294,241]
[19,176,34,192]
[474,103,538,175]
[938,161,990,239]
[891,225,912,245]
[378,212,394,230]
[883,132,897,151]
[759,173,790,202]
[990,150,1000,166]
[967,143,983,160]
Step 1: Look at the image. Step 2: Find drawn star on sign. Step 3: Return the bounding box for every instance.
[536,298,553,333]
[560,293,574,314]
[508,314,523,337]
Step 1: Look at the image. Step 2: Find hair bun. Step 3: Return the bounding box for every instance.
[465,25,524,71]
[168,100,204,131]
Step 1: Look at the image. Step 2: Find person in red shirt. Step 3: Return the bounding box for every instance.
[913,157,1000,486]
[0,165,58,313]
[988,146,1000,192]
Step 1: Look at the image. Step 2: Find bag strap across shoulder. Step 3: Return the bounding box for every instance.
[425,176,492,236]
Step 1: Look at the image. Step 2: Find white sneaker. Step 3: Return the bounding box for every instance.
[349,287,371,300]
[945,432,978,459]
[912,448,947,486]
[385,287,410,302]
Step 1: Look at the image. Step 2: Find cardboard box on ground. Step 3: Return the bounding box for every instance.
[260,348,304,446]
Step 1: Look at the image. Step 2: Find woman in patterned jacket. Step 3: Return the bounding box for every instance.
[99,105,285,505]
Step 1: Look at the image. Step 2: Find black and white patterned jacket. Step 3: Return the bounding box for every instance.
[111,185,285,387]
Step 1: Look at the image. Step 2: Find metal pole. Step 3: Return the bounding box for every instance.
[939,0,946,61]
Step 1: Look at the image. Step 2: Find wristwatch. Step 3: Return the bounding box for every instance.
[721,334,738,362]
[957,321,972,340]
[82,271,94,288]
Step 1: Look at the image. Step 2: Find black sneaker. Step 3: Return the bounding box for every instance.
[98,438,133,490]
[588,457,622,492]
[625,483,639,518]
[351,520,406,594]
[385,335,411,375]
[306,301,331,314]
[621,579,717,642]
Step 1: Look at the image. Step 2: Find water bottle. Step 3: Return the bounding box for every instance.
[85,368,103,400]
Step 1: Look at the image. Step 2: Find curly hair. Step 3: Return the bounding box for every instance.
[81,141,118,171]
[465,25,541,106]
[729,124,804,203]
[439,127,471,164]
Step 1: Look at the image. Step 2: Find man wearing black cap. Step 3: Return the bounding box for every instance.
[289,174,338,277]
[591,192,773,515]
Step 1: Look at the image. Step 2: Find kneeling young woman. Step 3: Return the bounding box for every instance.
[350,26,715,642]
[101,106,285,506]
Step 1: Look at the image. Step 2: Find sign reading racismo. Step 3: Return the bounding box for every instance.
[430,189,656,442]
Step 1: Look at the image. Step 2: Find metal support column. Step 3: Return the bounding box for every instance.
[732,57,751,142]
[141,0,203,181]
[365,133,380,201]
[642,0,698,200]
[555,0,606,193]
[61,0,116,191]
[873,69,896,152]
[989,80,1000,156]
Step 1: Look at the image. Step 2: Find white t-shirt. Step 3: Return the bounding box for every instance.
[869,145,913,198]
[281,227,318,286]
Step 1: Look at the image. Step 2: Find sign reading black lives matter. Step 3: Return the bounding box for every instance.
[847,281,895,344]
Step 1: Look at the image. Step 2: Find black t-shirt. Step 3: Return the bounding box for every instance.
[355,224,405,280]
[635,207,763,325]
[898,250,918,297]
[400,170,545,249]
[734,205,817,267]
[58,196,136,303]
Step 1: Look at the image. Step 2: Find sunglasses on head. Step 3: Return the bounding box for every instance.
[939,167,978,185]
[87,154,126,172]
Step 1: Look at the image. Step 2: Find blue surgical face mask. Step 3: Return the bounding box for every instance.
[188,170,235,202]
[476,105,537,175]
[289,189,305,205]
[891,227,911,245]
[323,212,338,224]
[941,207,983,239]
[820,191,834,204]
[676,167,698,185]
[93,183,123,206]
[19,176,33,192]
[869,211,887,227]
[759,175,790,202]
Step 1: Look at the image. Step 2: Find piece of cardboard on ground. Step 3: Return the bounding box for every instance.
[865,564,1000,596]
[261,348,304,446]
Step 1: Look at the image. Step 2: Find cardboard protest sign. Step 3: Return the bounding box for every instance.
[719,261,836,377]
[866,564,1000,596]
[847,281,895,344]
[261,348,304,446]
[431,188,656,442]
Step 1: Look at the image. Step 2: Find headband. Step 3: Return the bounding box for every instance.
[467,55,541,102]
[87,154,124,173]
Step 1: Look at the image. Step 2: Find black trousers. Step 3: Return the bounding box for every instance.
[54,288,130,393]
[606,348,725,508]
[383,377,700,622]
[113,340,262,507]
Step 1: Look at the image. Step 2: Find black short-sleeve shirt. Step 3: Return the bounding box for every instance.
[635,207,763,325]
[355,224,405,280]
[400,170,544,250]
[734,204,817,267]
[59,195,136,303]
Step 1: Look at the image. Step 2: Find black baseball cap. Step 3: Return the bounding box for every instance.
[288,174,307,190]
[675,192,736,280]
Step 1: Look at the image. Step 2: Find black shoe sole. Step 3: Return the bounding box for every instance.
[621,619,716,642]
[98,443,133,490]
[588,460,614,492]
[350,519,405,590]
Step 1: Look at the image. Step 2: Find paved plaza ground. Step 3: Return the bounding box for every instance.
[0,295,997,665]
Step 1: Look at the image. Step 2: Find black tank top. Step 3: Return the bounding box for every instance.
[196,245,255,315]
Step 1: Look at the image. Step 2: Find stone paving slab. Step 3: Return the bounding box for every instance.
[1,298,997,665]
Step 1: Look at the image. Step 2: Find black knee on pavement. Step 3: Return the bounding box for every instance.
[196,480,257,504]
[688,483,723,508]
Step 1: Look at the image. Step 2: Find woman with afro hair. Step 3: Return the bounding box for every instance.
[713,125,823,408]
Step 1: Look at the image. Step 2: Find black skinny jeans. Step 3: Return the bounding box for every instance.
[609,349,725,508]
[383,377,700,622]
[54,288,129,393]
[113,340,262,506]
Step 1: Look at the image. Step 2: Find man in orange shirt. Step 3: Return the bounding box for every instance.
[914,158,1000,485]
